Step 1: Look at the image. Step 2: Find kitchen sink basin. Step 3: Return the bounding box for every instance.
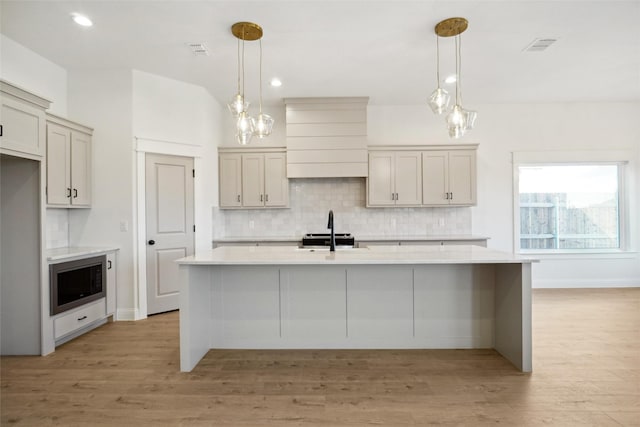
[295,246,369,252]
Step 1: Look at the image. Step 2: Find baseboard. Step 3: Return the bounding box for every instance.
[116,308,140,321]
[534,279,640,289]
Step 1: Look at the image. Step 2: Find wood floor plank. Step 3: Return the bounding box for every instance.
[2,288,639,426]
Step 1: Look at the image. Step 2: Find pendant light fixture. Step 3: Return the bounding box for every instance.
[431,17,477,139]
[228,21,274,145]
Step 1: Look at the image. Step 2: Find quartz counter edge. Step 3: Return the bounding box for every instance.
[178,245,537,266]
[46,246,120,263]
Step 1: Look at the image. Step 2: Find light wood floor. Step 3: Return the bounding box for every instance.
[2,288,639,426]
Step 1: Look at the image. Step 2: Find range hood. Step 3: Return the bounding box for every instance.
[284,97,368,178]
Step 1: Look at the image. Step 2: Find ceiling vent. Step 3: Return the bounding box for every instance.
[523,38,557,52]
[187,43,209,56]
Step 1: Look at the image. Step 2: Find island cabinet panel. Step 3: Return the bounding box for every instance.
[414,265,495,348]
[280,267,347,341]
[347,266,414,341]
[210,266,281,346]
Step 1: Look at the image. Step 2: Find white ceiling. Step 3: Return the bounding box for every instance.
[1,1,639,108]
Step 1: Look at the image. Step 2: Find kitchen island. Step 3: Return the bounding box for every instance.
[176,245,536,372]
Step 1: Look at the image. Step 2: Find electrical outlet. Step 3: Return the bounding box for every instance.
[249,220,255,230]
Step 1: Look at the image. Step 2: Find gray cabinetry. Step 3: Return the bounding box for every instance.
[46,114,93,208]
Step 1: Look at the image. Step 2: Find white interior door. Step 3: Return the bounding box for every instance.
[145,153,194,315]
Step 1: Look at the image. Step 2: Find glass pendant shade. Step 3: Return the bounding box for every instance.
[446,104,466,139]
[428,87,451,115]
[253,113,274,138]
[236,111,255,145]
[464,109,477,130]
[227,93,249,117]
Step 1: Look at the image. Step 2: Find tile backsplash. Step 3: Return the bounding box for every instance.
[213,178,471,238]
[46,208,69,249]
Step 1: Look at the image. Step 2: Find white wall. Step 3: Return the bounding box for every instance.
[0,35,68,116]
[66,69,136,318]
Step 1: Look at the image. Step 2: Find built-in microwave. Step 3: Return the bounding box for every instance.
[50,255,106,315]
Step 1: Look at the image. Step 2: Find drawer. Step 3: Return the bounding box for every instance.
[54,299,106,339]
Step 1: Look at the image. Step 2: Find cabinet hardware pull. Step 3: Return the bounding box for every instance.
[449,192,453,200]
[148,240,155,245]
[445,192,449,200]
[265,194,269,202]
[108,260,112,269]
[67,188,72,198]
[0,124,3,137]
[260,194,263,202]
[73,189,78,198]
[237,195,240,202]
[77,315,87,321]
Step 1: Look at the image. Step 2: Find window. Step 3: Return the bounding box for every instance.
[516,163,625,252]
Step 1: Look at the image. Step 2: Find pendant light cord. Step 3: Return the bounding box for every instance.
[436,35,441,88]
[236,39,241,93]
[455,34,460,105]
[241,26,246,106]
[259,39,263,114]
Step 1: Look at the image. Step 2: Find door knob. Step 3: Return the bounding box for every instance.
[148,240,156,245]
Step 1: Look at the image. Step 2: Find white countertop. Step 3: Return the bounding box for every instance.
[177,245,536,265]
[46,246,119,262]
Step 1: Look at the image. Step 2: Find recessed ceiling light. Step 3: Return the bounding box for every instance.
[444,75,457,84]
[270,78,282,87]
[71,13,93,27]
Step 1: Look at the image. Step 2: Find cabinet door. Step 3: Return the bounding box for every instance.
[264,153,288,207]
[70,131,91,206]
[368,152,395,206]
[106,252,117,316]
[219,153,242,207]
[241,154,265,207]
[448,150,476,205]
[422,151,449,206]
[0,96,46,158]
[46,123,71,205]
[394,151,422,205]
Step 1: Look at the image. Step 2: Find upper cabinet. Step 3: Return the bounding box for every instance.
[0,80,51,159]
[367,145,477,208]
[219,148,289,209]
[422,149,477,206]
[368,151,422,206]
[46,114,93,208]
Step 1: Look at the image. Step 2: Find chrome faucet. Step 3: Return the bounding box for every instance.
[327,210,336,252]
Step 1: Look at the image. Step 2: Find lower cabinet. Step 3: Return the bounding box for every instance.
[106,252,117,316]
[49,249,118,345]
[54,299,106,340]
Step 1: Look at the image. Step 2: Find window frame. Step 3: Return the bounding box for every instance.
[512,150,634,256]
